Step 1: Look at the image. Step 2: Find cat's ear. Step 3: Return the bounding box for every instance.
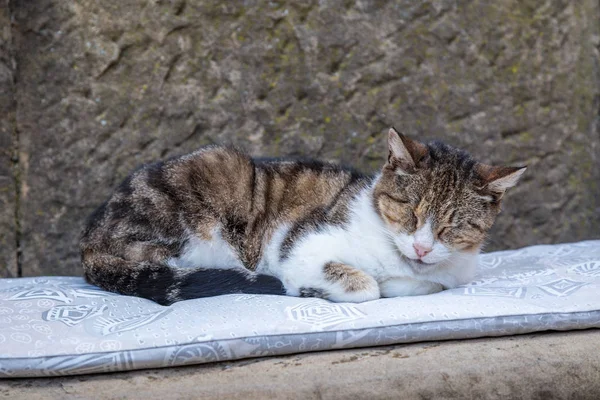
[386,128,428,174]
[476,164,527,200]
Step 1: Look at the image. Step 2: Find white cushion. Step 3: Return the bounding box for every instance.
[1,240,599,377]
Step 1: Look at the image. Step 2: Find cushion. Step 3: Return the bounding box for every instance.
[1,240,599,378]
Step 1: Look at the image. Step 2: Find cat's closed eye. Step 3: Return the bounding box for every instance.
[378,195,417,231]
[383,212,403,224]
[384,207,416,227]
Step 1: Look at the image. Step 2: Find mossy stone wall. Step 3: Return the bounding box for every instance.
[2,0,599,276]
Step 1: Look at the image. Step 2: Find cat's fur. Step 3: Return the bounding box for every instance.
[81,128,526,305]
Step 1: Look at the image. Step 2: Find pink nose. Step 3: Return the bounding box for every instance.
[413,243,432,258]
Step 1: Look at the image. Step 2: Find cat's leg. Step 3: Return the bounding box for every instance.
[379,277,443,297]
[283,262,381,303]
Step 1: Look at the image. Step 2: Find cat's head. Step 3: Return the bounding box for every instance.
[373,128,526,271]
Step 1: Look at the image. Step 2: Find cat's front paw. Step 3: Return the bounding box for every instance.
[322,263,380,302]
[326,275,380,303]
[281,262,381,302]
[286,275,381,302]
[380,278,443,297]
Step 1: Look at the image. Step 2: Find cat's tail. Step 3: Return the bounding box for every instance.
[82,253,286,305]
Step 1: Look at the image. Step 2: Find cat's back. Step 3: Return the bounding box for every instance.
[253,156,367,190]
[82,146,369,248]
[165,145,255,203]
[81,146,253,242]
[245,156,371,238]
[139,146,365,209]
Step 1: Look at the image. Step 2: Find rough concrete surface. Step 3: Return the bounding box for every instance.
[1,330,600,399]
[3,0,600,275]
[0,0,16,278]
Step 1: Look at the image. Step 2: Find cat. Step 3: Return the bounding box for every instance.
[80,128,526,305]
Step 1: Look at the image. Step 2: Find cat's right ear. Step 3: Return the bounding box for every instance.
[475,164,527,201]
[386,128,428,175]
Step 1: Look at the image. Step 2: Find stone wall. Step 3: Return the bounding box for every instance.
[2,0,599,276]
[0,0,16,277]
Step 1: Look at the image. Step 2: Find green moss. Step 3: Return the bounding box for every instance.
[392,98,403,109]
[514,104,525,116]
[567,174,581,190]
[517,131,533,143]
[368,87,382,97]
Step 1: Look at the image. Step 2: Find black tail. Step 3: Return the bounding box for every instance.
[137,266,287,305]
[83,255,286,305]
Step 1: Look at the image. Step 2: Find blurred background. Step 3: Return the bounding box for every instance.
[1,0,599,278]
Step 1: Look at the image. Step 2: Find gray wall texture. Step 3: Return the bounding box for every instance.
[1,0,599,277]
[0,0,17,277]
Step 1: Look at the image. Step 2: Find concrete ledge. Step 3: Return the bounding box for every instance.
[2,329,600,399]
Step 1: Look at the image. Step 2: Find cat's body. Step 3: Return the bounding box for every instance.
[81,129,525,305]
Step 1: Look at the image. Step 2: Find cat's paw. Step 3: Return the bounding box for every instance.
[321,262,380,302]
[281,262,381,302]
[326,275,381,303]
[286,276,380,302]
[380,278,443,297]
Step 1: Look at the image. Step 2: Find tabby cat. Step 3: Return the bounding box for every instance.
[81,128,526,305]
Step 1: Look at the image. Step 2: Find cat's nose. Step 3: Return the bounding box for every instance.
[413,243,432,258]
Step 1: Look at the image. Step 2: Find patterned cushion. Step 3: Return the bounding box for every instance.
[1,241,599,377]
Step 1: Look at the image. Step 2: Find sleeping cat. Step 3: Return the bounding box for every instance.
[81,128,526,305]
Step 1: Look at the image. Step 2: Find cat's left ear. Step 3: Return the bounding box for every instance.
[386,128,428,174]
[476,164,527,199]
